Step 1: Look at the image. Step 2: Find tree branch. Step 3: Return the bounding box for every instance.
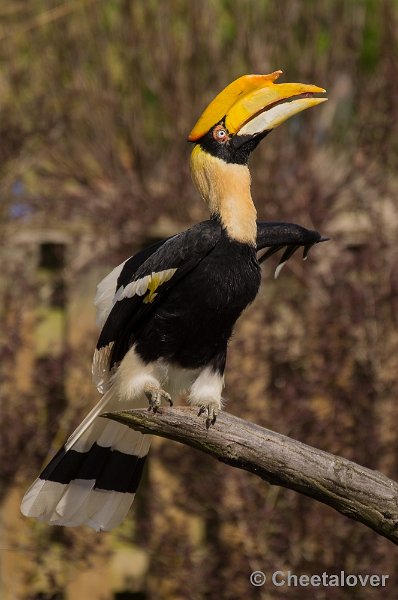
[102,407,398,545]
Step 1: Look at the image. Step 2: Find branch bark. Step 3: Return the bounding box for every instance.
[102,407,398,545]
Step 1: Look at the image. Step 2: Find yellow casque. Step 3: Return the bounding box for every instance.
[188,70,326,142]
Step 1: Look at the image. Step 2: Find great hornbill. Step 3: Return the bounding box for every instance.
[21,71,327,531]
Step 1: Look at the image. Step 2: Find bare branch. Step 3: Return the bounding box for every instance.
[102,407,398,545]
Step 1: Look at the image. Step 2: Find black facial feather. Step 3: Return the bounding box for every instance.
[197,121,270,165]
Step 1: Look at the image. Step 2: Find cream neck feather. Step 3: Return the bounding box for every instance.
[190,146,257,245]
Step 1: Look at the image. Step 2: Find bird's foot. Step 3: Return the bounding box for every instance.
[197,401,220,428]
[144,384,173,413]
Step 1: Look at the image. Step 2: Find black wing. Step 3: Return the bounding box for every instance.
[108,221,327,293]
[114,237,174,291]
[256,221,328,277]
[96,220,221,366]
[93,219,327,380]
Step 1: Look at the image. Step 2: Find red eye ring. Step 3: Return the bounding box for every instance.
[212,125,229,142]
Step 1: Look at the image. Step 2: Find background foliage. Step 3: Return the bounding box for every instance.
[1,0,398,598]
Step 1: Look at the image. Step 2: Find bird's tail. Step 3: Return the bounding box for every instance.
[20,387,150,531]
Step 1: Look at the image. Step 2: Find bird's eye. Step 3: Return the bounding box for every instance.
[212,126,229,142]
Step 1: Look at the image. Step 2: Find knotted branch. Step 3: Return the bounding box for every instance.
[102,407,398,545]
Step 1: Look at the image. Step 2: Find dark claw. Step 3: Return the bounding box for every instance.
[205,415,217,429]
[144,386,172,412]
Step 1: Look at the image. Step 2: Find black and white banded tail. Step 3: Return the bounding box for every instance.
[20,387,150,531]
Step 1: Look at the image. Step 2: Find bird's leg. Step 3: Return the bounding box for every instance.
[197,400,221,428]
[144,383,173,413]
[188,367,224,428]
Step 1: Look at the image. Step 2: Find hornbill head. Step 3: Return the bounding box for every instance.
[188,70,327,164]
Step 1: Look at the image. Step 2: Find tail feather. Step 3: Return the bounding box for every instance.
[64,387,116,452]
[20,479,65,518]
[86,490,135,531]
[52,479,96,522]
[21,386,151,531]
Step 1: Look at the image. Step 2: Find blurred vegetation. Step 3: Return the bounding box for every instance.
[1,0,398,599]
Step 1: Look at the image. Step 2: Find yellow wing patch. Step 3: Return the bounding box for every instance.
[143,269,177,304]
[116,268,177,304]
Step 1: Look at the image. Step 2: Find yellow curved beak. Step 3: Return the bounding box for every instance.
[188,70,327,142]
